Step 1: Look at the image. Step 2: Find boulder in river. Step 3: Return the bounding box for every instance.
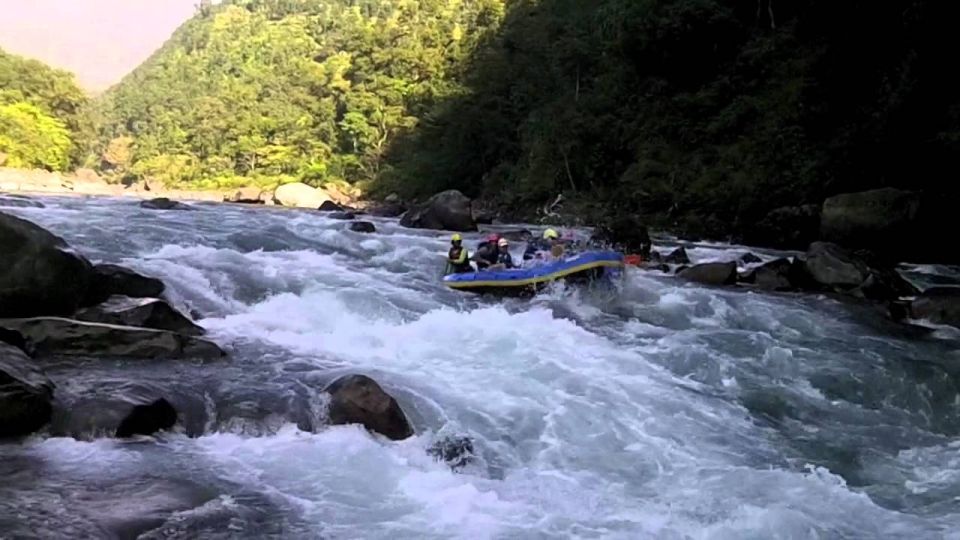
[367,201,406,218]
[75,297,204,336]
[224,187,262,204]
[802,242,918,300]
[318,200,344,212]
[740,258,797,291]
[51,382,181,439]
[740,252,763,264]
[399,190,476,232]
[0,318,224,359]
[326,211,356,220]
[348,221,376,234]
[908,288,960,328]
[1,211,95,317]
[745,204,821,250]
[0,342,54,437]
[85,264,165,305]
[664,247,691,265]
[678,262,738,286]
[324,374,413,440]
[140,198,190,210]
[274,182,330,209]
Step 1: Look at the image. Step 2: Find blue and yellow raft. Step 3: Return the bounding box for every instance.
[442,250,624,296]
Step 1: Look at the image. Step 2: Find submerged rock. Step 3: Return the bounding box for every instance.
[86,264,165,305]
[909,288,960,328]
[115,398,178,438]
[75,297,204,336]
[400,190,476,232]
[140,198,190,210]
[740,252,763,264]
[664,247,691,265]
[427,435,475,471]
[0,342,54,437]
[1,211,95,317]
[326,211,356,220]
[678,262,738,286]
[0,318,224,359]
[349,221,376,234]
[324,374,413,440]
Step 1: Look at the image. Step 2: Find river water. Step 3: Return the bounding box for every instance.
[2,196,959,539]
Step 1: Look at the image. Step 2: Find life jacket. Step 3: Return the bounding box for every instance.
[448,245,473,272]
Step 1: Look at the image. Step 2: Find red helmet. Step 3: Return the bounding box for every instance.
[486,234,499,242]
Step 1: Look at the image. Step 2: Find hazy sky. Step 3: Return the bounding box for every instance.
[0,0,198,92]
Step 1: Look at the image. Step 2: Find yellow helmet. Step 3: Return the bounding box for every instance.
[451,233,462,242]
[543,228,559,239]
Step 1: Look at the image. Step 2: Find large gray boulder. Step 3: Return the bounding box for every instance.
[49,380,180,440]
[325,374,413,440]
[85,264,165,305]
[678,262,738,286]
[399,190,476,232]
[0,342,54,437]
[0,212,95,317]
[274,182,330,209]
[75,297,204,336]
[909,288,960,328]
[0,318,224,359]
[803,242,917,300]
[821,188,920,261]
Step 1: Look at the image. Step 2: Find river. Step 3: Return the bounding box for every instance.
[2,195,959,539]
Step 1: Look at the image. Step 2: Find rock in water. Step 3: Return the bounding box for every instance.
[224,187,262,204]
[741,258,796,291]
[804,242,870,290]
[75,297,204,336]
[325,374,413,440]
[821,188,920,262]
[740,252,763,264]
[349,221,376,234]
[318,200,344,212]
[140,198,189,210]
[678,262,738,286]
[326,211,356,220]
[909,288,960,328]
[0,212,95,317]
[368,202,406,218]
[0,342,54,437]
[664,247,691,265]
[0,318,224,359]
[274,182,330,209]
[115,398,178,438]
[86,264,165,305]
[399,190,476,232]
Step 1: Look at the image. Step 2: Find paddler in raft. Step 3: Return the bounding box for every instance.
[445,233,475,274]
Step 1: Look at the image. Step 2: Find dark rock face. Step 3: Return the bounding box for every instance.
[746,204,821,250]
[0,318,224,359]
[741,258,797,291]
[802,242,918,300]
[678,262,738,286]
[820,188,920,262]
[0,211,95,317]
[909,288,960,328]
[348,221,376,234]
[664,247,691,265]
[740,252,763,264]
[0,342,54,438]
[115,398,178,438]
[140,198,190,210]
[75,297,204,336]
[86,264,165,305]
[324,374,413,440]
[367,202,406,218]
[318,200,344,211]
[399,190,476,232]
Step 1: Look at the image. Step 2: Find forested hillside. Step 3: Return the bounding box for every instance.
[0,49,92,170]
[383,0,960,237]
[95,0,505,190]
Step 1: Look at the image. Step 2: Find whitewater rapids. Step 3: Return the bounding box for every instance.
[2,196,959,539]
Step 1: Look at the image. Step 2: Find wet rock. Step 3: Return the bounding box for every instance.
[75,297,204,336]
[821,188,920,262]
[1,211,95,317]
[349,221,376,234]
[367,201,406,218]
[224,187,262,204]
[0,342,54,437]
[678,262,738,286]
[589,215,651,256]
[804,242,871,290]
[81,478,216,539]
[855,267,920,301]
[745,204,821,250]
[318,200,344,212]
[140,198,190,210]
[325,374,413,440]
[427,435,475,471]
[274,182,330,209]
[400,190,476,232]
[909,288,960,328]
[740,252,763,264]
[0,318,224,359]
[115,399,178,438]
[664,247,691,265]
[86,264,165,305]
[740,258,796,291]
[0,194,45,208]
[642,262,671,273]
[326,211,356,220]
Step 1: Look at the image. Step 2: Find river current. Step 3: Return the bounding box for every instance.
[2,196,959,539]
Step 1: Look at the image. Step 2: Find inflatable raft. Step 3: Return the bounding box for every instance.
[443,250,624,296]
